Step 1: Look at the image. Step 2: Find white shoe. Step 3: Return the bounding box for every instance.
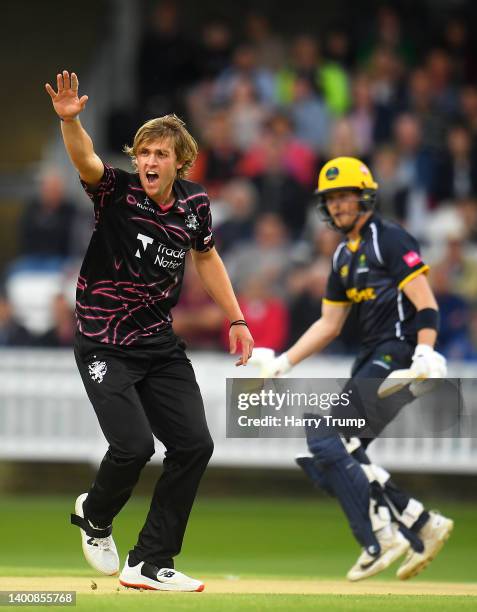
[71,493,119,575]
[397,511,454,580]
[347,525,409,581]
[119,555,204,592]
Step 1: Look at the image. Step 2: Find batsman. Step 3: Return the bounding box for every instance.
[254,157,453,581]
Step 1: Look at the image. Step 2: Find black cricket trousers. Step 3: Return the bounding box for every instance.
[74,330,214,569]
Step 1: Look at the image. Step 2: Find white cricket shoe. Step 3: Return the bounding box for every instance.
[347,525,409,581]
[397,511,454,580]
[119,555,204,592]
[71,493,119,575]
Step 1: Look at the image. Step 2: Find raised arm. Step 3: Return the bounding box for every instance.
[45,70,104,186]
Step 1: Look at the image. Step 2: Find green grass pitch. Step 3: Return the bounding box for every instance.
[0,496,475,610]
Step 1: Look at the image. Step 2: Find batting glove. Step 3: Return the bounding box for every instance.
[249,348,292,377]
[410,344,447,379]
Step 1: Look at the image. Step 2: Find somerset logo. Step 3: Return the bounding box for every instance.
[185,213,199,231]
[88,360,107,383]
[402,251,422,267]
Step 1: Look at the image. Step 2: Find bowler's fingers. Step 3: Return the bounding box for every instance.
[45,82,56,99]
[71,72,79,92]
[62,70,71,90]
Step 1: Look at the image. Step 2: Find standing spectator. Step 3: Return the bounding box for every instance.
[225,213,290,296]
[37,293,75,347]
[348,74,376,158]
[251,134,310,238]
[214,179,257,255]
[0,292,35,346]
[213,44,275,106]
[18,168,76,259]
[227,273,289,352]
[405,68,449,154]
[136,1,197,118]
[290,76,330,154]
[244,12,285,72]
[228,77,270,152]
[188,109,242,197]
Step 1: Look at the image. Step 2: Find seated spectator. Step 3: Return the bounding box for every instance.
[460,85,477,142]
[238,111,316,188]
[430,263,472,359]
[287,260,358,352]
[188,109,242,197]
[214,179,257,255]
[224,273,289,352]
[172,258,223,349]
[228,77,270,152]
[439,227,477,303]
[18,168,76,259]
[431,124,477,203]
[224,213,290,297]
[213,43,275,106]
[327,116,362,161]
[37,293,75,347]
[0,293,35,347]
[456,197,477,244]
[372,145,409,222]
[290,76,330,154]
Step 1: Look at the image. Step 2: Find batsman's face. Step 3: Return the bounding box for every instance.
[136,137,183,203]
[326,190,361,232]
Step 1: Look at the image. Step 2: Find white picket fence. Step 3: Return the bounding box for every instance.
[0,349,476,473]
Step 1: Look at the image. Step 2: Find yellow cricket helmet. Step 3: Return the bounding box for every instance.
[315,157,379,229]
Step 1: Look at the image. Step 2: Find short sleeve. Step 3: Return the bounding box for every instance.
[323,268,351,305]
[380,225,429,290]
[191,196,215,252]
[80,165,117,214]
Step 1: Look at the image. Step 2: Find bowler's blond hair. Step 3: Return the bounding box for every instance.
[124,114,198,179]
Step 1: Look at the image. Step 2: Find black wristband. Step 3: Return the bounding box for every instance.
[415,308,440,332]
[230,319,248,328]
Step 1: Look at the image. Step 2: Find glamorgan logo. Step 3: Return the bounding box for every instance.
[134,233,186,269]
[346,287,377,302]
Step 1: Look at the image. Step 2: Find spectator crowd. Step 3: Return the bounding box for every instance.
[2,1,477,360]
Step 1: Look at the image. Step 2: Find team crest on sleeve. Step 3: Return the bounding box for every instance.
[185,213,199,231]
[402,251,422,267]
[88,360,108,383]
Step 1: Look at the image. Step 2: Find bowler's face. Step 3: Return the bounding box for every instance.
[136,138,183,203]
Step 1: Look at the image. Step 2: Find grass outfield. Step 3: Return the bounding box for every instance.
[0,496,475,610]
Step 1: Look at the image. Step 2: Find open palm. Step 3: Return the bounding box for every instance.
[45,70,88,120]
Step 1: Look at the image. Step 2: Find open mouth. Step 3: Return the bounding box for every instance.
[146,171,159,185]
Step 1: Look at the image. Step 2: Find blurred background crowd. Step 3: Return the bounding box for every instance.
[2,0,477,360]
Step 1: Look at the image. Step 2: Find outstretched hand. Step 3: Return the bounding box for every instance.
[45,70,88,121]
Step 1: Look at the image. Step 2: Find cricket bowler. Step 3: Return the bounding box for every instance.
[45,70,253,592]
[254,157,453,581]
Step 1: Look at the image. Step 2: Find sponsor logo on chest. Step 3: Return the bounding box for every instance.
[135,232,186,269]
